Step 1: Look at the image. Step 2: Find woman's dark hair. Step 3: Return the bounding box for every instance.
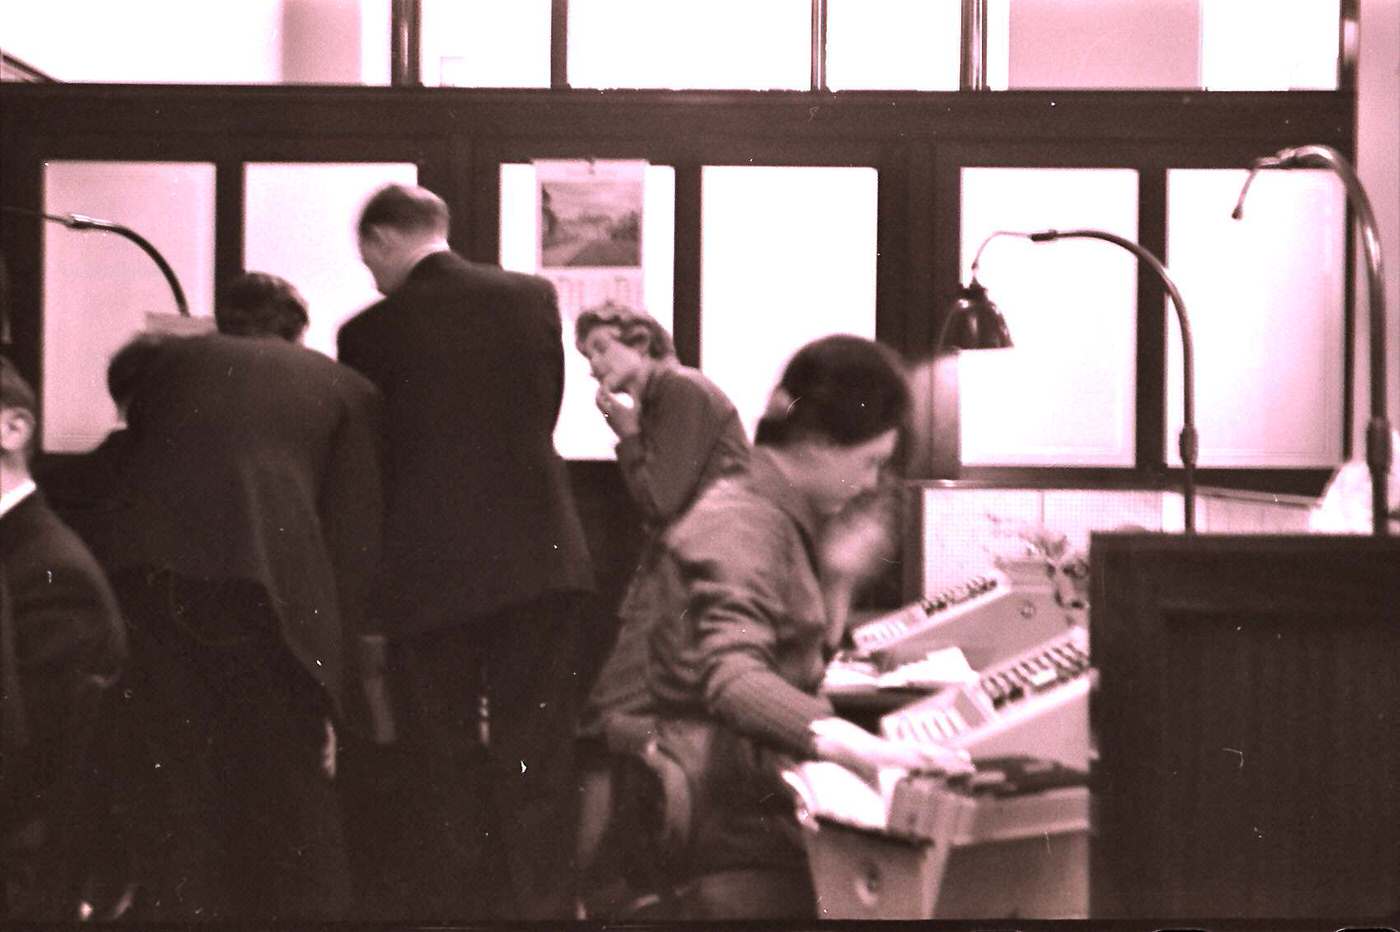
[215,271,309,342]
[754,335,910,448]
[574,302,675,361]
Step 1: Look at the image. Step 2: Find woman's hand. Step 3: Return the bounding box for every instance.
[595,384,641,438]
[810,717,974,780]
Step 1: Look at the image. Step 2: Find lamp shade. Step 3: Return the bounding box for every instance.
[940,281,1013,350]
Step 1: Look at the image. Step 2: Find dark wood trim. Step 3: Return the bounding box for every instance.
[0,85,1355,149]
[874,146,906,349]
[0,81,1356,498]
[213,160,244,293]
[467,145,501,266]
[0,134,43,403]
[933,467,1333,499]
[903,142,937,356]
[1090,533,1400,917]
[671,163,702,369]
[550,0,569,90]
[1135,164,1168,474]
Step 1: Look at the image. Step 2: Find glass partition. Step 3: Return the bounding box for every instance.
[1165,168,1346,467]
[958,167,1140,466]
[567,0,810,90]
[244,162,419,359]
[421,0,550,87]
[42,160,216,451]
[700,166,879,440]
[826,0,961,91]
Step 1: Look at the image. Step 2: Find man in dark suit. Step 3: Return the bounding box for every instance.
[339,183,594,920]
[104,330,382,920]
[1,357,126,920]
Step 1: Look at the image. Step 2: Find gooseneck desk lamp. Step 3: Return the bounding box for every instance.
[0,206,190,318]
[945,229,1198,533]
[1232,144,1392,537]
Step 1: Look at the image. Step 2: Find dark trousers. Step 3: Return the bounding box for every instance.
[376,591,583,920]
[113,570,350,921]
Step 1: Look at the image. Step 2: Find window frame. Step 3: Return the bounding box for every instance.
[0,84,1352,500]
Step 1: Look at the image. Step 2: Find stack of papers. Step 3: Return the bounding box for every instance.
[823,647,977,695]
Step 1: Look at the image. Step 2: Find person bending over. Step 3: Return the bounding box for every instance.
[645,335,972,918]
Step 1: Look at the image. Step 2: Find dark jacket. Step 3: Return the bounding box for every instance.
[338,250,594,636]
[1,490,126,848]
[107,333,383,709]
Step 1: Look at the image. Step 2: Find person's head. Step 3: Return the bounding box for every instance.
[356,184,451,294]
[756,335,910,516]
[574,302,675,393]
[0,356,38,486]
[107,332,168,421]
[215,271,309,342]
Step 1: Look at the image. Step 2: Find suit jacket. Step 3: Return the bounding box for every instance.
[338,251,593,637]
[109,333,383,709]
[1,490,126,842]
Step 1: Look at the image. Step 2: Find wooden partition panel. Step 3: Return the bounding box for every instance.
[1089,532,1400,919]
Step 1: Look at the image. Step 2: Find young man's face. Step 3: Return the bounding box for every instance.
[0,404,35,483]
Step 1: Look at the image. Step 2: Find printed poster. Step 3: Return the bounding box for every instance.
[534,159,647,458]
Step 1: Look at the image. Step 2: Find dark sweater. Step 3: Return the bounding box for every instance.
[648,450,834,757]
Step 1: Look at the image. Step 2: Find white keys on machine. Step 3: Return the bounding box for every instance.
[879,625,1093,770]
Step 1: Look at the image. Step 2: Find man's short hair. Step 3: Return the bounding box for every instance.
[107,333,168,410]
[215,272,310,342]
[0,355,37,417]
[357,184,450,238]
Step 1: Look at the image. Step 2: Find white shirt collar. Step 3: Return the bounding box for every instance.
[0,478,37,519]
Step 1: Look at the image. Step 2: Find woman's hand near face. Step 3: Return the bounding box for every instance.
[596,383,641,438]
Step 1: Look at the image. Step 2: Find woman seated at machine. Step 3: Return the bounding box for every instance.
[642,335,973,919]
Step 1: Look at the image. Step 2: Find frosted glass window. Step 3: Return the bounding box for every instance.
[1,0,284,84]
[998,0,1201,89]
[959,167,1140,466]
[42,161,216,452]
[568,0,810,90]
[245,162,419,360]
[1200,0,1339,90]
[421,0,550,87]
[500,163,676,459]
[701,166,878,440]
[1165,169,1346,467]
[827,0,961,91]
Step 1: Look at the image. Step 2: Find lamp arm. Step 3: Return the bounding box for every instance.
[1233,144,1391,535]
[969,229,1034,281]
[1030,228,1197,531]
[0,206,190,317]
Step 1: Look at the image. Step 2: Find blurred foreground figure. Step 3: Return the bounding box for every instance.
[1,358,126,921]
[105,331,382,921]
[644,336,972,918]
